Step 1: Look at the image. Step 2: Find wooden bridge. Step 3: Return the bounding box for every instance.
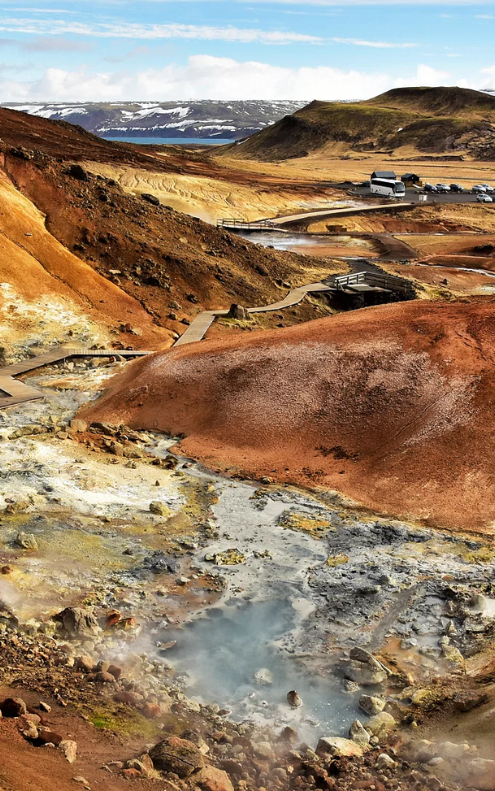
[217,202,416,232]
[0,347,150,411]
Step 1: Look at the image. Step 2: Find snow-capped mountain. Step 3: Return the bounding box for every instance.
[3,100,305,140]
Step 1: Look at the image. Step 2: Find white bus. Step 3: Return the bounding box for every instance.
[370,178,406,199]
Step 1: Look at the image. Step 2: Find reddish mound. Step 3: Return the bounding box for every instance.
[80,301,495,532]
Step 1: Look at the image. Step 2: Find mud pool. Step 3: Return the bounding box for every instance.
[161,599,358,742]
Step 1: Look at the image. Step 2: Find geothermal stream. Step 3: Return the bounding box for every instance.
[2,354,495,752]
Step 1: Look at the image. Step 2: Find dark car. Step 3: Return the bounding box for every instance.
[424,183,438,193]
[449,183,464,192]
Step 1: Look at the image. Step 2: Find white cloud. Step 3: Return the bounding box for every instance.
[332,37,418,48]
[0,56,465,104]
[0,17,322,44]
[395,63,451,87]
[0,55,392,102]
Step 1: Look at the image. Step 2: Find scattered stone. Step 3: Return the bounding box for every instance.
[14,532,38,550]
[364,712,396,738]
[195,765,234,791]
[39,701,51,713]
[359,695,386,716]
[0,697,27,717]
[149,501,167,516]
[316,736,364,758]
[453,691,488,712]
[141,193,160,206]
[349,719,371,747]
[149,737,204,778]
[376,753,396,770]
[253,668,273,685]
[70,419,87,433]
[287,690,302,708]
[59,740,78,763]
[55,607,100,638]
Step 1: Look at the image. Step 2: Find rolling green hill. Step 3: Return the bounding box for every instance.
[223,87,495,161]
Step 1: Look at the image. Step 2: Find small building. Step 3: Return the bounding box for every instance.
[401,172,421,186]
[371,170,396,181]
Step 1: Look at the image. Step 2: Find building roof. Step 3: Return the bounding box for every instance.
[371,170,396,180]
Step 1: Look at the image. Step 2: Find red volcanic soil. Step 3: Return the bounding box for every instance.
[80,300,495,532]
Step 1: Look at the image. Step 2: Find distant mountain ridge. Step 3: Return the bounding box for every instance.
[222,87,495,161]
[2,100,304,140]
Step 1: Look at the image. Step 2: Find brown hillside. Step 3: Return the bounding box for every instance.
[0,146,340,346]
[81,300,495,532]
[225,86,495,162]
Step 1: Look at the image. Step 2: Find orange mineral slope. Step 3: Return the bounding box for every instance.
[0,168,172,349]
[81,300,495,532]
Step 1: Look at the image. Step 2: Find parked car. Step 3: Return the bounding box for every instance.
[473,185,487,193]
[477,193,493,203]
[482,184,495,193]
[424,183,438,193]
[436,183,451,193]
[449,183,464,192]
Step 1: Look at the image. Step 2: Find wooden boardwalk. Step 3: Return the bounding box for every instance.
[174,282,332,346]
[0,347,150,411]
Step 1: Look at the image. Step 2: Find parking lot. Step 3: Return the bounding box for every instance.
[351,186,488,205]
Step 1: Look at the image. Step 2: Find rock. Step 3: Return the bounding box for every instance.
[124,757,153,778]
[70,419,87,433]
[287,690,302,708]
[453,691,488,712]
[442,644,464,666]
[316,737,363,758]
[0,697,27,717]
[229,304,248,321]
[461,758,495,791]
[195,766,234,791]
[141,193,160,206]
[39,701,51,712]
[149,501,167,515]
[59,740,78,763]
[437,741,472,760]
[349,719,370,747]
[96,671,116,684]
[350,647,375,663]
[66,164,89,181]
[38,729,63,745]
[359,695,386,716]
[76,655,96,673]
[122,768,141,780]
[280,726,299,744]
[18,716,39,740]
[55,607,100,638]
[149,737,204,778]
[376,753,396,770]
[140,703,162,719]
[345,660,387,686]
[364,712,396,738]
[253,668,273,685]
[107,664,122,680]
[72,778,90,789]
[14,532,38,550]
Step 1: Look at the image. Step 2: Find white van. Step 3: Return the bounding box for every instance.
[370,178,406,198]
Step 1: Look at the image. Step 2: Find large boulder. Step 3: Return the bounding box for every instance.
[364,712,396,738]
[149,737,204,778]
[316,737,364,758]
[359,695,386,716]
[195,766,234,791]
[461,759,495,791]
[0,697,27,717]
[54,607,100,638]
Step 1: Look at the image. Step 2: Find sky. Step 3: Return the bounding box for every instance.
[1,0,495,102]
